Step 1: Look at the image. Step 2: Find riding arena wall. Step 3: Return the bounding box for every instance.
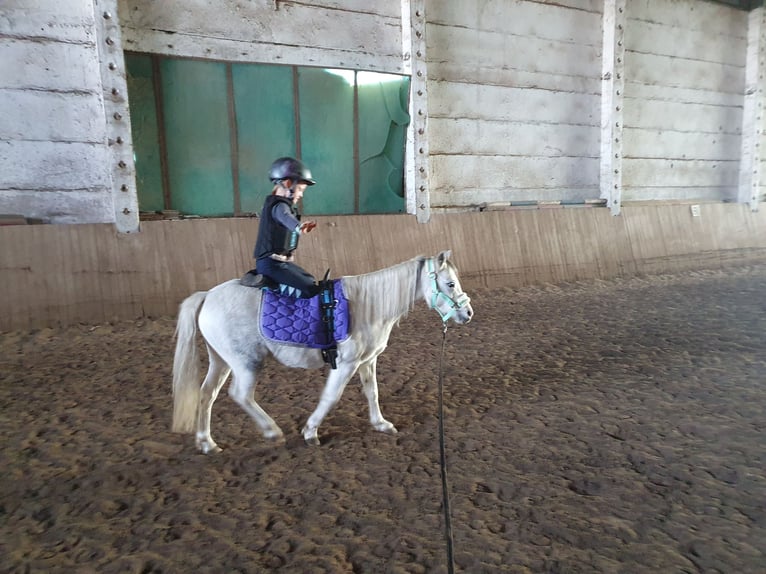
[3,204,766,331]
[2,0,766,330]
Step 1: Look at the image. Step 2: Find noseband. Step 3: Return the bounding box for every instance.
[426,258,471,323]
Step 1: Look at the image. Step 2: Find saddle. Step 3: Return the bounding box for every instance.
[240,270,347,368]
[240,270,277,290]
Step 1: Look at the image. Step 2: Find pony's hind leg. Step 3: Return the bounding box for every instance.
[195,346,231,454]
[228,362,284,443]
[359,358,397,435]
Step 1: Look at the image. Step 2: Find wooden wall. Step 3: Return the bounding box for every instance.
[2,1,764,333]
[2,205,765,331]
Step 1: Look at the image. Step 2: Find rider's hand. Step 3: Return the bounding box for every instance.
[300,221,317,234]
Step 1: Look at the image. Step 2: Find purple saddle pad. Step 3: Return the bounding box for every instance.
[259,280,350,348]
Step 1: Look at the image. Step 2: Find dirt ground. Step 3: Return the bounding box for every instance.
[1,265,765,573]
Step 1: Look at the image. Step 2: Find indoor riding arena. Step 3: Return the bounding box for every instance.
[2,1,766,573]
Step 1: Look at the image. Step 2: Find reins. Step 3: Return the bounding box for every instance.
[437,323,456,574]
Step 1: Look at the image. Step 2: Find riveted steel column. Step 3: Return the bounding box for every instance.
[600,0,626,216]
[94,0,139,232]
[402,0,430,223]
[739,6,766,212]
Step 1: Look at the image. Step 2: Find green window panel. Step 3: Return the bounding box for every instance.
[233,64,297,215]
[161,58,233,217]
[358,75,410,214]
[298,68,355,215]
[124,55,409,217]
[125,53,164,212]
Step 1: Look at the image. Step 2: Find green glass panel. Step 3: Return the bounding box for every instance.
[232,64,296,215]
[125,53,164,212]
[358,74,410,214]
[125,57,409,218]
[161,59,233,216]
[297,68,354,215]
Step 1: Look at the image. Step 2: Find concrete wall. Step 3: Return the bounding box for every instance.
[427,1,604,207]
[0,1,113,223]
[118,0,405,73]
[0,0,137,230]
[1,0,762,225]
[0,0,409,226]
[622,1,748,202]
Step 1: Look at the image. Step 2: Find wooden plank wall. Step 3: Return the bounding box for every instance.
[2,205,766,331]
[623,1,747,202]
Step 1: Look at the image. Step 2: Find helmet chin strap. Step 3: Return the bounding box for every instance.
[279,179,296,199]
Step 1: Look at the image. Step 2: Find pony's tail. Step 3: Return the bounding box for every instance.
[172,291,208,433]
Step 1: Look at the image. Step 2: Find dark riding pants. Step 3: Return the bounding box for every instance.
[255,257,319,298]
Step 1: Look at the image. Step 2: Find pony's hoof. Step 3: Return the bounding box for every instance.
[265,433,286,446]
[263,427,285,441]
[374,421,398,435]
[197,441,222,454]
[302,425,320,446]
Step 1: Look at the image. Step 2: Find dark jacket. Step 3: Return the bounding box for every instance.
[253,195,301,260]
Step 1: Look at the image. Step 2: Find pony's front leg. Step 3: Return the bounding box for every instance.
[302,362,357,446]
[358,358,397,435]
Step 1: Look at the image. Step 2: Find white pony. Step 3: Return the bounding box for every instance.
[172,250,473,453]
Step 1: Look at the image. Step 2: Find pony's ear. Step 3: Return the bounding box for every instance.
[436,250,452,269]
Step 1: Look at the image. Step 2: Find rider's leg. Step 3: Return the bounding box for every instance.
[257,259,319,298]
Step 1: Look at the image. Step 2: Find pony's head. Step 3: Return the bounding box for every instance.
[423,250,473,325]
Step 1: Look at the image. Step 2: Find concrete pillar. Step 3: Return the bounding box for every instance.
[600,0,627,216]
[94,0,140,232]
[739,6,766,212]
[402,0,431,223]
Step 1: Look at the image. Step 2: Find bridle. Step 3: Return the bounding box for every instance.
[426,258,471,323]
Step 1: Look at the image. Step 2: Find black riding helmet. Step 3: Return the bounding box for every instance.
[269,157,316,186]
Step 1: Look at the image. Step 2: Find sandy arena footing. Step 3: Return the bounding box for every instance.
[1,265,765,573]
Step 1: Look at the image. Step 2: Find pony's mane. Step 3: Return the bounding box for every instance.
[341,256,424,327]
